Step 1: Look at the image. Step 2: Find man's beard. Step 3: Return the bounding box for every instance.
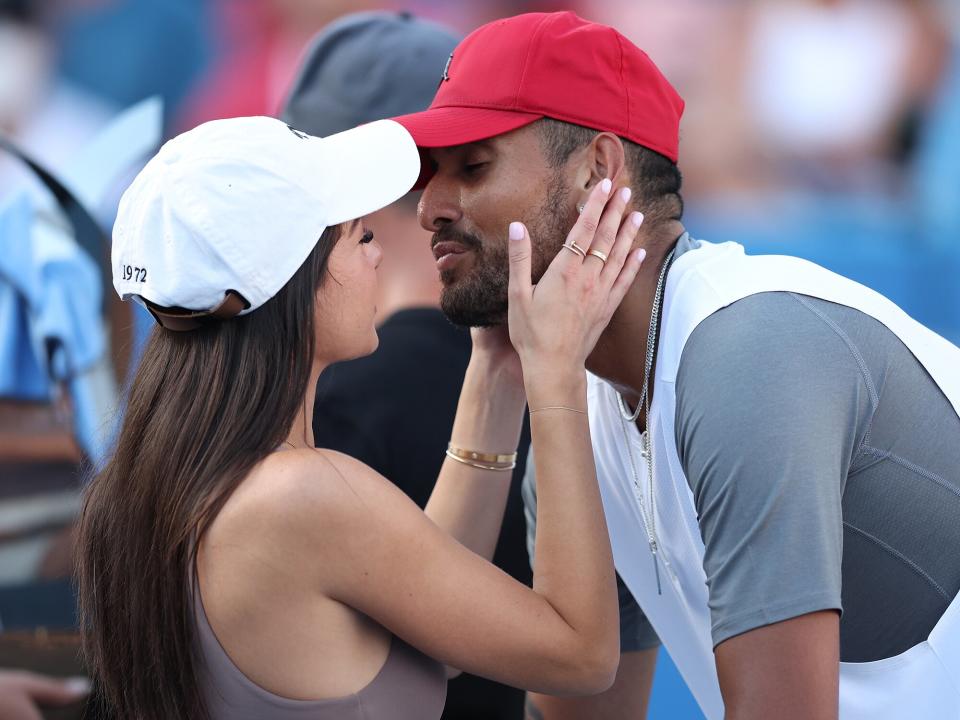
[439,174,573,327]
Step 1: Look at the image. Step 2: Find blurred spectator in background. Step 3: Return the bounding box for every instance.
[178,0,378,129]
[0,0,112,202]
[582,0,960,345]
[585,0,950,201]
[914,0,960,250]
[0,669,88,720]
[282,12,531,719]
[0,0,111,592]
[54,0,209,128]
[742,0,948,195]
[401,0,573,36]
[176,0,577,133]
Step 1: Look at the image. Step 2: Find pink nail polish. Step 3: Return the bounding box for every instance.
[601,178,612,195]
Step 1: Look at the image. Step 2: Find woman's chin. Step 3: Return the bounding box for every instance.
[365,331,380,355]
[342,332,379,362]
[322,327,379,365]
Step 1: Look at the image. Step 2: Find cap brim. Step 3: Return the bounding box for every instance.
[317,119,421,226]
[391,106,543,188]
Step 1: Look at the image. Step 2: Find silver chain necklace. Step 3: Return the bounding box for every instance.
[615,247,676,595]
[616,247,675,422]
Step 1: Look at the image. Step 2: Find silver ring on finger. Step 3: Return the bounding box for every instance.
[564,241,587,258]
[587,249,608,264]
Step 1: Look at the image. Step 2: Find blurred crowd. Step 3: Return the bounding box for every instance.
[0,0,958,717]
[3,0,958,329]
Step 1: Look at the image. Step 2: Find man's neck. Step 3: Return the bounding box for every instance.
[585,222,685,411]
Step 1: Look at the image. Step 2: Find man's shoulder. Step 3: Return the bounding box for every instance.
[682,291,888,370]
[691,291,815,338]
[675,293,877,435]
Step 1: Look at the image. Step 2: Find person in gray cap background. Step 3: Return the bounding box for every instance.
[281,12,531,720]
[283,11,454,328]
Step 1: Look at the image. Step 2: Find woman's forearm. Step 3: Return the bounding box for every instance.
[424,353,526,559]
[525,368,618,652]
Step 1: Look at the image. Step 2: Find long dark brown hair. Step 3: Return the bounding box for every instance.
[76,224,342,720]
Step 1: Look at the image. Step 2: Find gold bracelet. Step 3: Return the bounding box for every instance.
[528,406,587,415]
[446,443,517,465]
[445,450,516,472]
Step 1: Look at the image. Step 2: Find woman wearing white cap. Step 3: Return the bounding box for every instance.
[75,116,646,720]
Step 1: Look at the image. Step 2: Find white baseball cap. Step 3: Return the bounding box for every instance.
[112,116,419,330]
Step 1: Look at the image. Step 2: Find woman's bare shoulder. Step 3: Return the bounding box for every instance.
[212,448,407,552]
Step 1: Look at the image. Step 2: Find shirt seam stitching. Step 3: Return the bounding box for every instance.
[788,293,879,452]
[711,591,841,644]
[844,520,950,600]
[859,445,960,501]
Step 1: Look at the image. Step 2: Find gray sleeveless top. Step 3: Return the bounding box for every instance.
[193,588,447,719]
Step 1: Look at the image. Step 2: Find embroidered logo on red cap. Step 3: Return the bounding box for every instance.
[441,52,453,83]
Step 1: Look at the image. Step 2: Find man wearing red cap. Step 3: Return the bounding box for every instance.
[393,11,960,720]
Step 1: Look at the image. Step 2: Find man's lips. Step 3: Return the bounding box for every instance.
[432,240,469,261]
[432,241,472,274]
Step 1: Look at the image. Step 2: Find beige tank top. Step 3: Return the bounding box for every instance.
[192,586,447,719]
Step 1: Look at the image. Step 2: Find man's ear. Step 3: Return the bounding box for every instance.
[580,132,628,191]
[574,132,630,203]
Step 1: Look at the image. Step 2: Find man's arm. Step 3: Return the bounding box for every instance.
[675,293,868,720]
[526,648,657,720]
[715,610,839,720]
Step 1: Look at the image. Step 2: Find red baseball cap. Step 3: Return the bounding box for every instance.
[392,11,685,175]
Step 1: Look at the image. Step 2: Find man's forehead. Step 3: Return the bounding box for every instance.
[427,138,496,160]
[425,124,547,163]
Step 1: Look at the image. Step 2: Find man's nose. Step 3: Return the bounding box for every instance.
[418,175,462,232]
